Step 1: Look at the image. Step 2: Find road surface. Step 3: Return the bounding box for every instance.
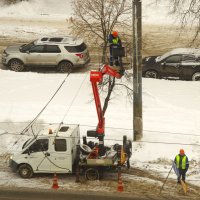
[0,188,154,200]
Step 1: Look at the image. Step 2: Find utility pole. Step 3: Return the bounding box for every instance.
[133,0,143,141]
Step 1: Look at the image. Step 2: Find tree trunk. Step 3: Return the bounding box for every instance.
[102,77,115,115]
[101,42,108,64]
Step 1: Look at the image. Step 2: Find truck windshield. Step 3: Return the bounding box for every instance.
[22,138,35,149]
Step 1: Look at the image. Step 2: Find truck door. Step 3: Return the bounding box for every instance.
[27,139,51,172]
[50,138,72,173]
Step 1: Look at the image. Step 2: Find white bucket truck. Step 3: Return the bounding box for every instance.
[9,124,131,179]
[9,124,80,178]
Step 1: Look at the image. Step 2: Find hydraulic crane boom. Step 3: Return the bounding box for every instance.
[87,64,123,156]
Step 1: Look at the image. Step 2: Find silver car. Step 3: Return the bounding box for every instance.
[2,36,90,72]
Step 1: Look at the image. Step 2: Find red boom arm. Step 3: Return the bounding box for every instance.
[89,64,123,137]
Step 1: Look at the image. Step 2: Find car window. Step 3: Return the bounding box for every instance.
[64,43,87,53]
[29,45,44,53]
[49,38,63,42]
[165,55,181,63]
[156,51,173,62]
[21,41,35,52]
[182,55,196,62]
[44,45,61,53]
[54,139,67,152]
[29,139,48,153]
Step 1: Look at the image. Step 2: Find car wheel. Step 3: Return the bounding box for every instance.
[18,164,33,178]
[9,59,24,72]
[58,61,73,73]
[144,70,159,79]
[85,168,99,180]
[192,72,200,81]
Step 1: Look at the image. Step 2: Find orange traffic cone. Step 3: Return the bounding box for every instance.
[52,173,59,189]
[117,176,124,192]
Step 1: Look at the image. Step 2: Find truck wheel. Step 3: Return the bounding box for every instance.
[85,168,99,180]
[9,59,24,72]
[18,164,33,178]
[58,61,73,73]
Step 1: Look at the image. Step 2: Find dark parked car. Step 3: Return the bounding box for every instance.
[142,48,200,81]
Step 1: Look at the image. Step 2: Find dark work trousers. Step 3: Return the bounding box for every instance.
[178,169,187,182]
[109,48,123,67]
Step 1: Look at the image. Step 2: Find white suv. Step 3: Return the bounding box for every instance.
[2,36,90,72]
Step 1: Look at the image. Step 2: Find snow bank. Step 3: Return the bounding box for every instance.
[0,0,72,20]
[0,70,200,186]
[0,0,175,25]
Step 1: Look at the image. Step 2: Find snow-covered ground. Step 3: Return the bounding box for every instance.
[0,0,199,192]
[0,0,73,20]
[0,0,176,39]
[0,70,199,188]
[0,0,174,25]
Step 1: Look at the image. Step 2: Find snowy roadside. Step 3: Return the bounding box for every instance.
[0,17,70,40]
[0,71,200,190]
[0,0,200,198]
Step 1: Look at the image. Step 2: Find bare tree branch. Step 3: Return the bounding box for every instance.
[155,0,200,44]
[71,0,131,60]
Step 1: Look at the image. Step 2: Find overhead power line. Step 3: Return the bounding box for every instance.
[6,71,71,153]
[19,72,71,135]
[1,121,200,137]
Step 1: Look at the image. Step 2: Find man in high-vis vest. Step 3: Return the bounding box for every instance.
[108,31,124,74]
[174,149,189,183]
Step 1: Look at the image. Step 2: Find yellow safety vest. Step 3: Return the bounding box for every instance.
[176,155,186,169]
[112,37,119,45]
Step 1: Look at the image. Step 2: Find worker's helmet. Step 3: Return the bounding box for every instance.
[179,149,185,155]
[112,31,118,37]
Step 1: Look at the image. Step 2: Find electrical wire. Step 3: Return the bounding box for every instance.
[1,128,200,147]
[54,73,88,139]
[30,126,71,171]
[5,72,89,172]
[102,138,200,147]
[1,121,200,137]
[20,72,71,135]
[6,71,71,153]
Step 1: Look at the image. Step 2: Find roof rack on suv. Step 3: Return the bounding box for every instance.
[39,36,77,44]
[40,37,63,42]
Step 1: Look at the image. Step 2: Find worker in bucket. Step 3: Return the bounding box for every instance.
[108,31,124,74]
[174,149,189,183]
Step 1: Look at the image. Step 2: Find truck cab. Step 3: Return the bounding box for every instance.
[9,124,80,178]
